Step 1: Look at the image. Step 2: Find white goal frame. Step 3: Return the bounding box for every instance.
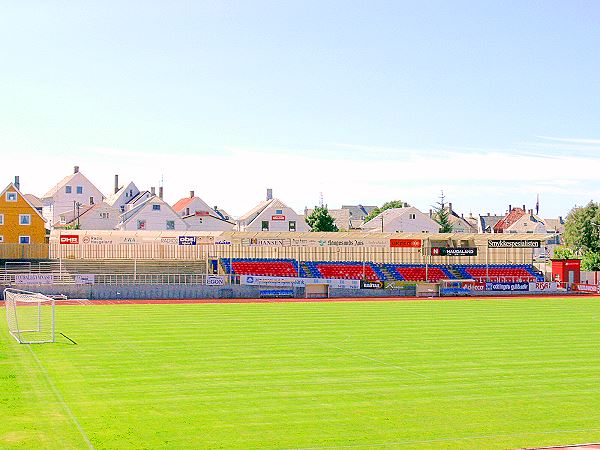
[4,288,56,344]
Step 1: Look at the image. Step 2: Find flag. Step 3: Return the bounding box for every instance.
[535,194,539,215]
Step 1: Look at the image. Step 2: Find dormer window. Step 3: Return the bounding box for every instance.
[153,204,161,211]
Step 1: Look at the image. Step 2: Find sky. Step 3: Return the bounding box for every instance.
[1,1,600,218]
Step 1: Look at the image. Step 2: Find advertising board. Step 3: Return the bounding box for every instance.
[488,240,541,248]
[390,239,422,248]
[360,280,384,289]
[205,275,226,286]
[60,235,79,245]
[14,274,54,285]
[485,282,529,292]
[431,247,477,256]
[75,274,95,285]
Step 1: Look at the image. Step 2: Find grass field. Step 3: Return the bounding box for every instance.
[1,297,600,449]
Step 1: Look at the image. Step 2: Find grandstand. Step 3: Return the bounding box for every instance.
[384,264,456,282]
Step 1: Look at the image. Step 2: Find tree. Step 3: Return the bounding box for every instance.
[563,201,600,254]
[582,251,600,271]
[552,246,578,260]
[305,206,338,232]
[432,191,453,233]
[363,200,408,223]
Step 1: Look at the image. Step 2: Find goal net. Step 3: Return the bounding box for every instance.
[4,288,55,344]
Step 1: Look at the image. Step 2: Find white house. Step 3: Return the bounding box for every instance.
[105,176,142,213]
[172,191,214,217]
[183,213,235,232]
[57,201,120,230]
[117,196,187,231]
[506,210,547,234]
[237,190,309,232]
[362,206,440,233]
[41,166,105,227]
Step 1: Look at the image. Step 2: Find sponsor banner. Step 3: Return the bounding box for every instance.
[159,237,178,245]
[178,236,197,246]
[260,289,294,298]
[271,215,286,221]
[360,280,384,289]
[14,274,54,285]
[60,234,79,245]
[240,275,360,290]
[431,247,477,257]
[384,281,417,290]
[242,238,292,247]
[468,282,486,292]
[289,238,389,248]
[205,275,225,286]
[528,281,558,292]
[390,239,422,248]
[488,240,541,249]
[82,235,116,245]
[571,283,599,294]
[195,210,210,216]
[120,237,139,245]
[485,282,529,292]
[214,240,232,245]
[75,274,95,285]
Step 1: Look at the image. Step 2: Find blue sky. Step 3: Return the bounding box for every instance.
[1,1,599,217]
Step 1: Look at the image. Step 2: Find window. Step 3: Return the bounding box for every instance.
[409,213,416,219]
[185,208,190,216]
[289,221,296,231]
[100,212,109,219]
[0,214,3,225]
[65,186,72,194]
[261,221,269,231]
[19,214,31,225]
[276,209,283,214]
[19,236,30,244]
[153,204,161,211]
[166,220,175,230]
[137,220,146,230]
[120,205,125,212]
[6,192,17,202]
[76,186,83,194]
[90,197,94,205]
[0,236,3,243]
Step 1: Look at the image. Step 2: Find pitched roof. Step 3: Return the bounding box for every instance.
[1,183,46,222]
[362,206,422,229]
[494,208,526,232]
[479,214,504,232]
[23,194,43,209]
[42,174,74,199]
[172,197,195,212]
[238,199,274,222]
[341,205,377,220]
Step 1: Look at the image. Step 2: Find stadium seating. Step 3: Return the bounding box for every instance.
[384,264,456,282]
[305,261,386,281]
[222,258,305,277]
[454,264,543,282]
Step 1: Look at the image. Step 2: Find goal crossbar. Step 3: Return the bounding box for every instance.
[4,288,56,344]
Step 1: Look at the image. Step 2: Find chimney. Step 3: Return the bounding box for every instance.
[429,208,433,217]
[559,216,563,223]
[74,165,79,174]
[448,202,453,212]
[266,188,273,200]
[14,176,20,190]
[509,204,512,211]
[159,186,163,199]
[114,175,119,194]
[522,204,526,211]
[190,190,194,198]
[487,212,490,216]
[151,186,156,196]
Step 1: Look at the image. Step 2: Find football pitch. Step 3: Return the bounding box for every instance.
[1,297,600,449]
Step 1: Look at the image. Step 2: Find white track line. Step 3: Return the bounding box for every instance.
[27,346,95,449]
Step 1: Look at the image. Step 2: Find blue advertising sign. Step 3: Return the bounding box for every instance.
[178,236,197,246]
[485,282,529,292]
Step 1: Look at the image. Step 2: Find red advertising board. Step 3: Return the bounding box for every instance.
[60,234,79,245]
[195,210,210,216]
[571,283,599,294]
[390,239,422,248]
[271,215,286,221]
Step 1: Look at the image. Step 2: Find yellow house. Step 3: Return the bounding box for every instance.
[0,182,46,246]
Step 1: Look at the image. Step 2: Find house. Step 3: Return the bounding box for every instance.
[41,166,105,227]
[172,191,215,217]
[362,206,440,233]
[105,175,142,213]
[56,201,120,230]
[183,213,235,232]
[478,213,504,233]
[505,210,547,234]
[237,190,309,232]
[342,204,378,229]
[0,179,46,245]
[494,205,527,233]
[117,195,187,231]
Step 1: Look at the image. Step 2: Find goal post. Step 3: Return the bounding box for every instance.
[4,288,56,344]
